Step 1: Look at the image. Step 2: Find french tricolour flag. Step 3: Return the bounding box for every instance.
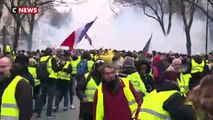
[60,17,97,50]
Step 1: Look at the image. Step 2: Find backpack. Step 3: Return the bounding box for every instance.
[37,57,51,80]
[77,59,88,76]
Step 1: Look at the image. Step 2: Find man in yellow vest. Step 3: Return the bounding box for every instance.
[190,55,207,75]
[0,55,33,120]
[76,60,105,120]
[28,57,41,116]
[36,48,60,119]
[165,58,191,95]
[93,64,141,120]
[53,54,72,112]
[122,57,147,99]
[189,55,208,90]
[137,80,194,120]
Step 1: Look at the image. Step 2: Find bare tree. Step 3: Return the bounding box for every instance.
[183,0,213,21]
[115,0,173,35]
[19,0,54,50]
[2,0,28,51]
[175,0,199,55]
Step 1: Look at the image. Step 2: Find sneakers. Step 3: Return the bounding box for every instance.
[53,107,58,112]
[46,115,56,119]
[64,107,68,111]
[34,113,41,119]
[70,105,76,109]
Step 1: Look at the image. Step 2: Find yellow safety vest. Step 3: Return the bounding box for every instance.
[85,73,98,102]
[137,90,179,120]
[127,72,147,95]
[58,61,71,81]
[177,73,191,95]
[87,60,94,72]
[71,60,78,75]
[1,76,29,120]
[5,45,11,53]
[96,78,138,120]
[94,55,98,61]
[40,56,57,79]
[191,59,205,74]
[28,66,41,86]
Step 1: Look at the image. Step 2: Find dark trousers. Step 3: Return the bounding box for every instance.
[37,80,56,116]
[69,75,76,105]
[33,85,41,113]
[80,102,93,120]
[54,80,69,109]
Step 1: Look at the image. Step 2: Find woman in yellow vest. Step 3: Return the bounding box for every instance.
[69,54,79,109]
[187,75,213,120]
[94,64,141,120]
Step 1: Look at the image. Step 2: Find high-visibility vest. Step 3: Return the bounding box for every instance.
[28,66,41,86]
[5,45,11,53]
[137,90,179,120]
[127,72,147,95]
[191,59,205,74]
[177,73,191,95]
[96,78,138,120]
[71,60,78,75]
[1,76,30,120]
[87,60,94,72]
[85,73,98,102]
[58,61,71,81]
[40,56,57,79]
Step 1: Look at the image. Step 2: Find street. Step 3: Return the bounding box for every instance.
[32,96,80,120]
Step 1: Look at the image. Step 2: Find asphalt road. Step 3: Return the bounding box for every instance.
[32,96,80,120]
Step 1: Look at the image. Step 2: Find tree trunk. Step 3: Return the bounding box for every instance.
[28,15,35,51]
[13,22,21,51]
[185,27,192,55]
[159,21,166,35]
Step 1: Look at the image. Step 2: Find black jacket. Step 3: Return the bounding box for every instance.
[155,81,195,120]
[0,77,33,120]
[76,70,102,101]
[121,67,137,76]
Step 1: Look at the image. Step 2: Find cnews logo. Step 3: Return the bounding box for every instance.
[11,6,38,14]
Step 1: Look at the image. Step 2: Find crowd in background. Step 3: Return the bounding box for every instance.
[0,47,213,120]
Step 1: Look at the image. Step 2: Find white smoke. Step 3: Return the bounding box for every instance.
[33,0,210,54]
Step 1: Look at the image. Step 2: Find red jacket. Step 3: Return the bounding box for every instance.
[93,80,142,120]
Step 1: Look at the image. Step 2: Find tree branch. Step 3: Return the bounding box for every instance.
[167,0,172,34]
[157,0,164,20]
[108,0,118,16]
[143,5,160,22]
[183,0,213,21]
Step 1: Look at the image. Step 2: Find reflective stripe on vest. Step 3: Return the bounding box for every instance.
[96,78,138,120]
[87,60,94,72]
[58,61,71,81]
[85,73,98,102]
[71,60,78,75]
[140,108,170,119]
[191,59,205,74]
[177,73,191,95]
[138,90,179,120]
[1,76,28,119]
[128,72,147,95]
